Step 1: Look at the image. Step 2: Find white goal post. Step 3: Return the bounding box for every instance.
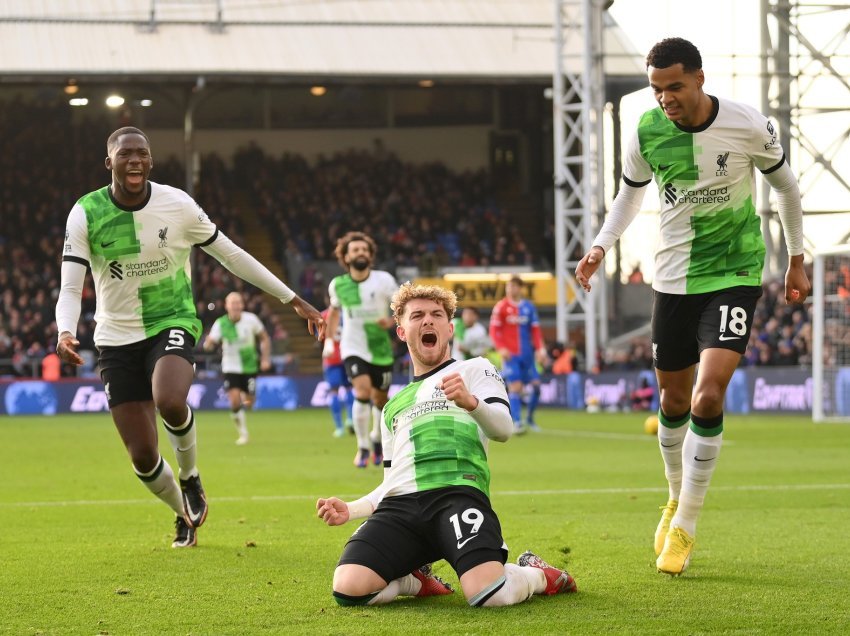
[812,245,850,422]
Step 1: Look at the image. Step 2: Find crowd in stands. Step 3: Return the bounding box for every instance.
[0,101,828,380]
[232,143,535,279]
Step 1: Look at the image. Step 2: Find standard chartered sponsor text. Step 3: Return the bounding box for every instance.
[125,257,168,277]
[678,185,730,205]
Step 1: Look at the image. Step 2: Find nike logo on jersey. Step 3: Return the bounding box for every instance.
[694,456,716,462]
[658,164,672,171]
[457,535,480,550]
[101,240,117,248]
[718,334,741,341]
[164,345,184,351]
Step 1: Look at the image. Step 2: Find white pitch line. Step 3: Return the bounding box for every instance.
[540,429,736,445]
[3,483,848,508]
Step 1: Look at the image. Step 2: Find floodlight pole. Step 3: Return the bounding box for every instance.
[553,0,605,371]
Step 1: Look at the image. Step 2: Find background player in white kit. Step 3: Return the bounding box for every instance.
[204,291,271,445]
[575,38,809,575]
[316,283,577,607]
[325,231,397,468]
[55,127,324,548]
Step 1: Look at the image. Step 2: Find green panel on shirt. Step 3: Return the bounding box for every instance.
[139,270,201,341]
[81,188,142,260]
[219,317,238,342]
[688,197,765,293]
[383,382,420,433]
[334,275,362,307]
[638,110,700,184]
[410,415,491,497]
[239,346,259,374]
[364,323,393,366]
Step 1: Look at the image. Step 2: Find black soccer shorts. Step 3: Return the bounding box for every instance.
[223,373,257,396]
[337,486,508,584]
[343,356,393,392]
[98,326,196,408]
[651,285,762,372]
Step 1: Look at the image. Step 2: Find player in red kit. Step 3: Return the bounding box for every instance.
[489,277,548,432]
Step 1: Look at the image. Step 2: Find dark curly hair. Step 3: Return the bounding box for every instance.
[334,231,377,271]
[646,37,702,73]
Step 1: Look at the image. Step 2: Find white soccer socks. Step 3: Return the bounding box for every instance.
[134,455,184,515]
[163,405,198,481]
[672,420,723,537]
[658,410,690,501]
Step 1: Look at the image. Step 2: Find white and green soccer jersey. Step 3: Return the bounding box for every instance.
[62,182,217,347]
[328,270,397,366]
[624,96,785,294]
[209,312,265,374]
[379,357,509,499]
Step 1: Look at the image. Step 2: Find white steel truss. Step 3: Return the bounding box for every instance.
[552,0,607,369]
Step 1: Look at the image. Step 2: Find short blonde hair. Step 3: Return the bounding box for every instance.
[391,282,457,325]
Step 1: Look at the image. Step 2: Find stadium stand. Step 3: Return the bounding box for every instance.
[0,100,817,379]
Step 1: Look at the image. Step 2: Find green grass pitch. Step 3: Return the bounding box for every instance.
[1,409,848,635]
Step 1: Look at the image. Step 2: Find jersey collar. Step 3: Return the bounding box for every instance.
[108,181,152,212]
[413,358,456,383]
[673,95,719,133]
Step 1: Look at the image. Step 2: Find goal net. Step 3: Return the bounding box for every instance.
[812,245,850,422]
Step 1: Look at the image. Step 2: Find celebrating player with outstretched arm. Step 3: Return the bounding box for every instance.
[575,38,809,575]
[55,127,324,548]
[316,283,576,608]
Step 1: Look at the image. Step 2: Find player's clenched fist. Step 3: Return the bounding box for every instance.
[440,372,478,412]
[316,497,350,526]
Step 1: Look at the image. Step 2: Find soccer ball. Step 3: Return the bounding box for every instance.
[644,415,659,435]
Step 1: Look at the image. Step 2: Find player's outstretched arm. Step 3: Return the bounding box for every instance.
[316,497,351,526]
[575,246,605,293]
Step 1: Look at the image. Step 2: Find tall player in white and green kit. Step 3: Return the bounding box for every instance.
[316,283,576,607]
[204,291,272,445]
[576,39,810,575]
[55,127,324,548]
[325,232,398,468]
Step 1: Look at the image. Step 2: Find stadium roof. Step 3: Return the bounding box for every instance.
[0,0,644,82]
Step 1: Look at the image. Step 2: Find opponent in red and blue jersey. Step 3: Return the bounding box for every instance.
[322,308,353,437]
[489,277,548,432]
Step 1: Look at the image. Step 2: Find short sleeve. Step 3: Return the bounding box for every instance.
[62,204,91,267]
[251,313,265,336]
[208,319,222,342]
[181,194,219,247]
[465,358,509,406]
[749,112,786,173]
[328,279,340,309]
[622,130,653,187]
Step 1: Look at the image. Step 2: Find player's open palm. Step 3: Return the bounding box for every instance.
[56,335,84,366]
[317,497,350,526]
[440,373,477,411]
